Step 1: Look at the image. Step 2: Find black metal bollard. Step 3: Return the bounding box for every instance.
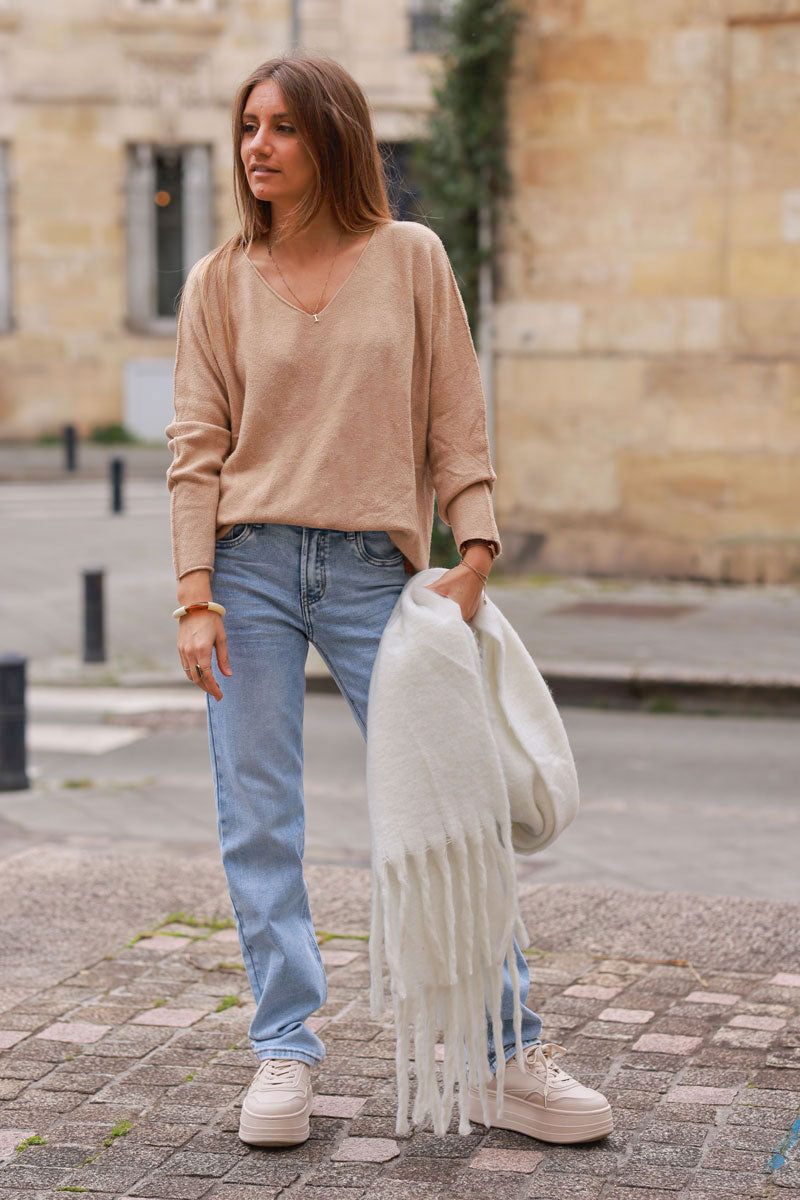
[63,423,77,472]
[83,569,105,663]
[110,456,124,514]
[0,655,29,792]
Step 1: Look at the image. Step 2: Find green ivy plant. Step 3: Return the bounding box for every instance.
[410,0,523,332]
[431,498,461,567]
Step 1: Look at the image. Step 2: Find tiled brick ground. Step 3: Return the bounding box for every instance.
[0,921,798,1198]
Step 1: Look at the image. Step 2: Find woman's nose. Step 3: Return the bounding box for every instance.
[251,128,273,155]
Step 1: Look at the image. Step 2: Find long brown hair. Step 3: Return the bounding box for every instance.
[183,50,394,350]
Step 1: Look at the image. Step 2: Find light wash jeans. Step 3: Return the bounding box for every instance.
[205,522,543,1072]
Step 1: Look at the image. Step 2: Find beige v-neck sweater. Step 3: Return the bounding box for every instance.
[165,217,501,582]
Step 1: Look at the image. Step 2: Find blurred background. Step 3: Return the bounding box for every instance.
[0,0,798,934]
[2,0,800,582]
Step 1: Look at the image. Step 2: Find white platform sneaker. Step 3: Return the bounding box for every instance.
[238,1057,313,1146]
[467,1041,613,1144]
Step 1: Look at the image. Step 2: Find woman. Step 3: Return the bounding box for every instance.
[165,51,611,1149]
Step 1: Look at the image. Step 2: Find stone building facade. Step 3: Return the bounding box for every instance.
[0,0,798,581]
[0,0,440,440]
[496,0,800,581]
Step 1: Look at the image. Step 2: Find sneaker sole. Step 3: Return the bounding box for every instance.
[238,1100,311,1147]
[467,1090,613,1144]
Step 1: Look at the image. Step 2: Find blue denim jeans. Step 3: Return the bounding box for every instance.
[205,522,543,1072]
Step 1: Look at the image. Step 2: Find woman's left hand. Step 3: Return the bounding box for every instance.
[424,563,485,623]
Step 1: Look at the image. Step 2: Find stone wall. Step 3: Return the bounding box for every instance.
[2,0,798,580]
[0,0,438,439]
[496,0,800,581]
[0,0,290,439]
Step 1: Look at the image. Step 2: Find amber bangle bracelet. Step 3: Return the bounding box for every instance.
[172,601,227,621]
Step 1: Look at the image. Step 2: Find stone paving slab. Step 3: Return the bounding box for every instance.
[1,913,798,1198]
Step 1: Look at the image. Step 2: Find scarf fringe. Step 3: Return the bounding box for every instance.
[369,823,531,1137]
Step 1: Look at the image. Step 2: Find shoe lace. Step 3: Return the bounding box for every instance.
[520,1041,570,1108]
[253,1058,300,1087]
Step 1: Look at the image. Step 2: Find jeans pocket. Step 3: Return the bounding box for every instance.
[215,523,254,549]
[352,530,405,567]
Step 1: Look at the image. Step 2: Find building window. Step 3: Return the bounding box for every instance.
[0,143,10,334]
[155,149,184,319]
[408,0,454,54]
[380,141,425,223]
[126,143,213,333]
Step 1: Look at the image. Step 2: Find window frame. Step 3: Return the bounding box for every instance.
[0,142,11,334]
[125,141,214,336]
[407,0,455,54]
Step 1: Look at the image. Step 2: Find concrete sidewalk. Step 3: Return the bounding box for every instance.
[28,568,800,715]
[2,442,799,716]
[0,849,798,1198]
[20,575,800,717]
[0,441,171,483]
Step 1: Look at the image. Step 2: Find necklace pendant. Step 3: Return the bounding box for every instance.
[313,312,319,322]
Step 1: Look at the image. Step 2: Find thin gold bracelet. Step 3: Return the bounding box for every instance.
[460,556,489,604]
[460,558,488,584]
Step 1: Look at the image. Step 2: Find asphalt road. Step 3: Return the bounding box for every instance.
[2,686,797,904]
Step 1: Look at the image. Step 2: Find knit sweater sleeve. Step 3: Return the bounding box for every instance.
[426,233,502,560]
[164,263,232,582]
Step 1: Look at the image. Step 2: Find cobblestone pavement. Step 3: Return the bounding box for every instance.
[0,917,798,1199]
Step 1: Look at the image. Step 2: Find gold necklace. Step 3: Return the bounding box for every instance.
[266,227,345,322]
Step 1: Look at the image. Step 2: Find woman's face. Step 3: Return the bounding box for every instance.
[240,79,315,209]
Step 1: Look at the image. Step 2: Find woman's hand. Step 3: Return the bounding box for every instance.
[424,562,486,623]
[177,611,232,702]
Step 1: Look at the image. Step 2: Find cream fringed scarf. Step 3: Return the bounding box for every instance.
[366,567,580,1139]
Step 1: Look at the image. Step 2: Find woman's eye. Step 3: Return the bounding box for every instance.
[241,122,294,134]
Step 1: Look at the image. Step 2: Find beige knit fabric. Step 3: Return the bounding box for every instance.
[165,217,501,582]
